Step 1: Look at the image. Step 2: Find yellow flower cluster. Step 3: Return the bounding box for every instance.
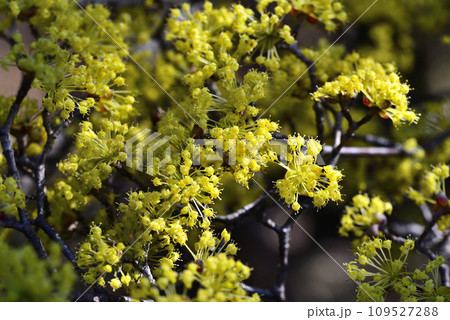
[275,134,343,210]
[302,40,358,83]
[58,120,135,192]
[346,237,447,302]
[4,0,431,302]
[210,118,279,187]
[0,239,76,301]
[257,0,347,31]
[407,164,449,206]
[130,229,258,302]
[339,194,393,237]
[46,180,86,233]
[77,225,127,285]
[1,0,130,120]
[0,96,46,156]
[76,149,222,288]
[407,164,450,231]
[313,57,419,126]
[192,229,238,259]
[152,148,222,229]
[182,70,270,131]
[180,253,259,302]
[0,176,26,219]
[1,0,281,300]
[166,1,295,73]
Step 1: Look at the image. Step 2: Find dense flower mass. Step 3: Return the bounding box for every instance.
[1,0,129,120]
[407,164,450,231]
[267,0,347,31]
[0,241,75,301]
[339,194,393,237]
[346,238,448,302]
[407,164,449,206]
[313,57,419,126]
[0,176,25,219]
[275,135,343,210]
[166,1,295,73]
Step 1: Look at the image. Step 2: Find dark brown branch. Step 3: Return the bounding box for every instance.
[214,194,270,223]
[418,207,450,245]
[0,215,47,258]
[241,283,275,299]
[281,42,324,141]
[122,254,155,284]
[423,129,450,152]
[329,108,378,166]
[253,202,307,301]
[354,134,398,147]
[32,215,79,269]
[322,145,406,157]
[114,162,149,190]
[0,73,34,187]
[0,72,34,226]
[0,32,14,46]
[273,223,293,301]
[28,109,81,268]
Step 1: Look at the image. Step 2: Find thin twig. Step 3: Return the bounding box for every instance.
[282,42,324,141]
[322,145,406,157]
[418,207,450,245]
[241,283,275,298]
[0,72,34,226]
[214,194,270,223]
[0,73,34,187]
[29,109,81,267]
[422,129,450,152]
[329,108,378,166]
[32,215,79,269]
[354,134,398,147]
[0,215,47,258]
[122,255,155,284]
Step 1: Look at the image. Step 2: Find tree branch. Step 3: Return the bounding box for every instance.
[0,215,47,258]
[422,129,450,152]
[418,207,450,245]
[0,73,34,189]
[282,42,324,141]
[214,194,270,223]
[322,145,406,157]
[0,73,36,227]
[329,108,378,166]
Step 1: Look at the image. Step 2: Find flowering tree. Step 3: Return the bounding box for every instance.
[0,0,449,301]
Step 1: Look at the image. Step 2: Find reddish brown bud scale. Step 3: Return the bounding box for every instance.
[196,259,204,274]
[379,112,389,119]
[97,104,107,112]
[289,8,300,16]
[435,191,449,207]
[363,96,372,107]
[307,15,318,24]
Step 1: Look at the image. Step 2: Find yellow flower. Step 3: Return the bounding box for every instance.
[109,278,122,291]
